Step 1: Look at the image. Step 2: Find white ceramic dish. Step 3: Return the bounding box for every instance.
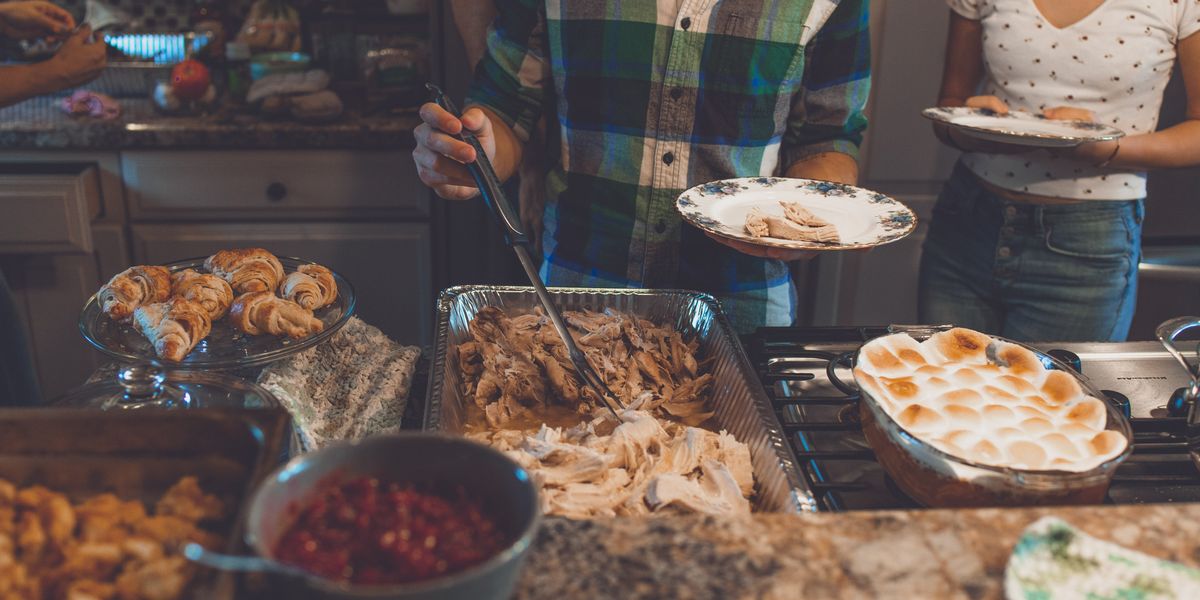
[922,106,1124,148]
[675,177,917,251]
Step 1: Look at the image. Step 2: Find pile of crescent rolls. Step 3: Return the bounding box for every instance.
[96,248,338,361]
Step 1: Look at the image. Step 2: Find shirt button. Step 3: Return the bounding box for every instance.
[681,17,692,30]
[662,152,675,165]
[1004,206,1018,218]
[1001,226,1015,237]
[670,87,683,100]
[654,221,667,234]
[998,247,1012,258]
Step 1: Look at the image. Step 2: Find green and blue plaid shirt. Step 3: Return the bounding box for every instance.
[467,0,871,333]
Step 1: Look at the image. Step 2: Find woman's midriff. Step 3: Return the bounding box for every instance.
[972,171,1086,206]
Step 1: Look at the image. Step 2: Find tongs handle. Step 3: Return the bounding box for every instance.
[426,83,528,246]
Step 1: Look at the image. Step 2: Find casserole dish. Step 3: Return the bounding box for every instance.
[853,328,1133,508]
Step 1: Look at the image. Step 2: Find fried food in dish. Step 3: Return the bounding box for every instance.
[473,410,754,518]
[229,291,324,339]
[456,307,713,429]
[169,270,234,321]
[0,477,224,600]
[280,264,338,311]
[204,248,285,294]
[98,267,172,322]
[132,298,212,363]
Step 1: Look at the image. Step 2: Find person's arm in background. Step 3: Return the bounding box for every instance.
[0,1,106,109]
[932,11,1031,154]
[449,0,494,68]
[780,0,871,186]
[449,0,547,252]
[1069,32,1200,169]
[413,0,550,201]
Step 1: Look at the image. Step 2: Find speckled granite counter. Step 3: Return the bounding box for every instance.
[0,96,419,150]
[515,504,1200,599]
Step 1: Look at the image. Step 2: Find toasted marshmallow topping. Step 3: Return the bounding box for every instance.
[855,328,1127,472]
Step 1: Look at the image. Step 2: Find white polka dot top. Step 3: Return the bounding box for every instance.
[948,0,1200,200]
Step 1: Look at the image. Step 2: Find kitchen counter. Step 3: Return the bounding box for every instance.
[516,503,1200,599]
[0,96,420,150]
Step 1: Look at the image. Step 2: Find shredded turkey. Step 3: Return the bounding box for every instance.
[472,410,754,518]
[457,307,714,429]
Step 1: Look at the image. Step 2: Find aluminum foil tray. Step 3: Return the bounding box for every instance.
[424,285,815,513]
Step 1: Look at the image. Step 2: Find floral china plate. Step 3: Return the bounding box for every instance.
[676,177,917,251]
[922,106,1124,148]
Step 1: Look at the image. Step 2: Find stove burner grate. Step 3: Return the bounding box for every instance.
[744,326,1200,511]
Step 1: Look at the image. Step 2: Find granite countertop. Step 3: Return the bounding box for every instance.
[515,503,1200,599]
[0,96,420,150]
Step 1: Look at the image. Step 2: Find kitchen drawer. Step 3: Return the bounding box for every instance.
[122,151,429,220]
[0,166,101,254]
[131,222,433,345]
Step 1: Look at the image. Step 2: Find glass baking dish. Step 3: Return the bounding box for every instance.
[854,330,1134,508]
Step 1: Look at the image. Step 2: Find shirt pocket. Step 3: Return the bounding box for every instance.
[695,13,807,141]
[1042,204,1136,260]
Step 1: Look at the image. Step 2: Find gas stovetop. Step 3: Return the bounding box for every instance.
[742,326,1200,512]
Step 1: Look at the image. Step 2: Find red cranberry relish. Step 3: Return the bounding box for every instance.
[274,476,506,585]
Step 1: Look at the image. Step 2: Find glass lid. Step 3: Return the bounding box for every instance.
[53,365,280,410]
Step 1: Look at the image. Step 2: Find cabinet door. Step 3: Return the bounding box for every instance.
[131,223,433,345]
[123,151,428,221]
[1,254,102,402]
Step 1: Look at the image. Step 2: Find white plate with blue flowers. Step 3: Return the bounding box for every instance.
[676,177,918,251]
[922,106,1124,148]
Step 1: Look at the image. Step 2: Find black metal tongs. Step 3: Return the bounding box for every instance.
[426,84,624,419]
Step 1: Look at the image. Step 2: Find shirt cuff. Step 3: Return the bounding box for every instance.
[781,139,861,172]
[464,95,534,144]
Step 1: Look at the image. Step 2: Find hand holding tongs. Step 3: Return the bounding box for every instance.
[425,84,624,419]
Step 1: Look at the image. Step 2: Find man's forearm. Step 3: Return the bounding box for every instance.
[784,151,860,185]
[0,64,52,108]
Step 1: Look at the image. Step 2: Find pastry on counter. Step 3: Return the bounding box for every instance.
[230,291,323,339]
[204,248,285,294]
[280,264,338,310]
[133,298,213,362]
[171,269,234,320]
[98,266,172,321]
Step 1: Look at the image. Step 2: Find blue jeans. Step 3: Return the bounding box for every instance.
[918,163,1143,342]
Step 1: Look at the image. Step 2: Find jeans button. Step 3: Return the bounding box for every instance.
[998,246,1012,258]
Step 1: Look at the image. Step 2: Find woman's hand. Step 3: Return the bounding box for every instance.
[412,103,498,201]
[1039,106,1120,166]
[705,233,817,262]
[1043,106,1096,122]
[965,95,1009,114]
[0,1,74,41]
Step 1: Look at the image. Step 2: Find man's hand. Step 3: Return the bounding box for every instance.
[0,1,74,41]
[412,102,499,201]
[705,233,817,262]
[41,25,105,91]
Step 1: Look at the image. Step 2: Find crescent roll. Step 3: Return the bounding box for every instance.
[170,269,234,320]
[133,298,212,362]
[280,264,338,310]
[204,248,285,294]
[98,266,171,322]
[229,291,324,339]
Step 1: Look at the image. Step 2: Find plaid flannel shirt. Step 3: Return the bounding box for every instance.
[467,0,871,333]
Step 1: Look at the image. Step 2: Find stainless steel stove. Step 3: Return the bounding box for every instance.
[741,327,1200,511]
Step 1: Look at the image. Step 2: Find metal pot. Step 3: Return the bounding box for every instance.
[234,433,540,599]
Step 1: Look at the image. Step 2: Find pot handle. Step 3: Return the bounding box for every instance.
[1155,316,1200,405]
